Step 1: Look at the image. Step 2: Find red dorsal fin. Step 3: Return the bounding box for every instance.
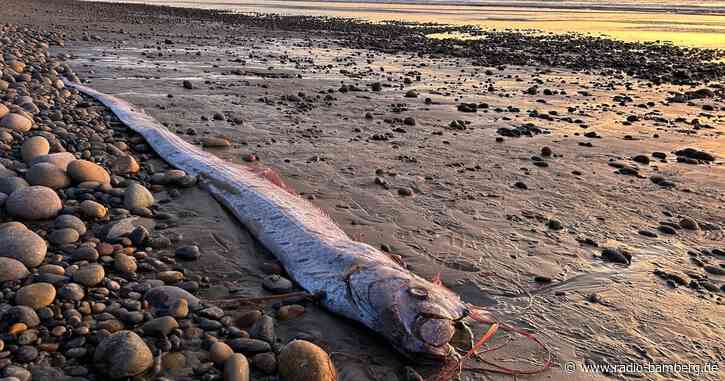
[431,272,443,286]
[254,168,298,195]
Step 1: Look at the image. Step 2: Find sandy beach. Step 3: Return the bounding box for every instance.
[0,0,723,380]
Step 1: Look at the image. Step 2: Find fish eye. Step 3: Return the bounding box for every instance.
[408,287,429,299]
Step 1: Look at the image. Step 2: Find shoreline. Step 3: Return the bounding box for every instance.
[87,0,725,16]
[1,0,724,380]
[38,1,725,83]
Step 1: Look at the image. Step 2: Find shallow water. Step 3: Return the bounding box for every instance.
[88,0,725,48]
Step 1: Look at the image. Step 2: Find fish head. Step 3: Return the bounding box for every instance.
[365,273,468,360]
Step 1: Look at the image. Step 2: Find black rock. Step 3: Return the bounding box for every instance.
[175,245,200,261]
[601,248,631,265]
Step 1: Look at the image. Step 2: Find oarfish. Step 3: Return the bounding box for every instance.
[63,79,469,360]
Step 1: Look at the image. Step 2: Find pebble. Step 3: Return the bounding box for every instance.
[202,137,231,147]
[0,177,29,195]
[25,163,71,189]
[5,306,40,327]
[4,366,31,381]
[114,254,137,274]
[0,257,30,281]
[228,338,271,353]
[262,274,294,293]
[48,228,79,245]
[0,223,47,267]
[67,160,111,184]
[21,136,49,163]
[57,283,85,301]
[54,214,87,235]
[235,310,262,328]
[547,219,563,230]
[79,200,107,218]
[278,340,336,381]
[277,304,305,320]
[658,225,677,235]
[124,182,154,209]
[15,283,56,309]
[175,245,200,260]
[159,270,184,283]
[93,330,153,379]
[30,152,76,171]
[0,113,32,133]
[70,246,99,261]
[601,248,631,264]
[209,341,234,364]
[145,285,201,315]
[223,354,250,381]
[14,346,38,363]
[5,186,62,220]
[252,352,277,374]
[679,217,699,230]
[110,155,139,174]
[72,264,105,286]
[250,315,276,343]
[167,298,189,318]
[142,316,179,336]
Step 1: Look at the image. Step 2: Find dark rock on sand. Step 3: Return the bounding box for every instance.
[601,248,631,264]
[674,148,715,162]
[175,245,200,260]
[93,330,153,379]
[145,285,201,315]
[228,338,271,353]
[262,274,293,293]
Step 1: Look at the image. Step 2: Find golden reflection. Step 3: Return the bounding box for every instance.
[93,1,725,48]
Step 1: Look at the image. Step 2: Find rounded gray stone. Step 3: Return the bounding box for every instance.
[48,228,79,245]
[0,176,29,195]
[123,182,154,210]
[21,136,49,163]
[72,264,105,287]
[0,257,30,282]
[0,224,47,267]
[93,330,153,379]
[26,163,70,189]
[6,186,62,220]
[53,214,87,235]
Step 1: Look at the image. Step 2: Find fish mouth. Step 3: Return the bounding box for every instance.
[403,315,459,360]
[410,344,456,362]
[415,317,456,347]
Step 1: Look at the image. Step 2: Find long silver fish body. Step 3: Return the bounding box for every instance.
[64,79,469,359]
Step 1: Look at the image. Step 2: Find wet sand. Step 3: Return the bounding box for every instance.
[90,0,725,48]
[2,0,724,380]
